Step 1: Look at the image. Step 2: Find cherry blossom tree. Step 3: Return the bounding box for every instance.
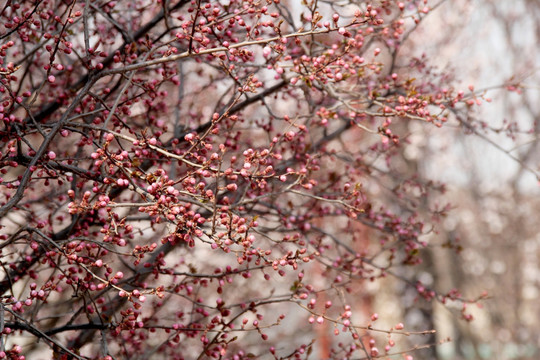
[0,0,504,359]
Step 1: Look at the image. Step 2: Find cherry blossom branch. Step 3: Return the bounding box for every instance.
[0,304,87,360]
[295,302,436,336]
[99,25,357,76]
[0,77,96,218]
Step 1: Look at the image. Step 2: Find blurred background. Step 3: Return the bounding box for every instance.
[380,1,540,359]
